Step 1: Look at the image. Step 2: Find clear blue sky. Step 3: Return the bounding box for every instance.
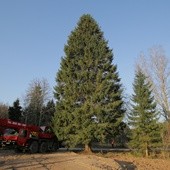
[0,0,170,105]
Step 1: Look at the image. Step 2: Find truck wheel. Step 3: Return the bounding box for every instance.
[39,142,47,153]
[29,141,38,154]
[52,142,59,152]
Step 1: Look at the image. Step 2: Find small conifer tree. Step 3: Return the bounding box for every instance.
[8,99,22,122]
[128,69,161,157]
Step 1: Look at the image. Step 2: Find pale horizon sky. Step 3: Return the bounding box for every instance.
[0,0,170,106]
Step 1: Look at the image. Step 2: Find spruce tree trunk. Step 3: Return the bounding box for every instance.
[84,144,92,153]
[145,148,149,157]
[145,142,149,157]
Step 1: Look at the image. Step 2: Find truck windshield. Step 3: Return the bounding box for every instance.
[4,128,18,136]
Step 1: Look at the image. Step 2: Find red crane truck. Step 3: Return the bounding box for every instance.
[0,118,59,153]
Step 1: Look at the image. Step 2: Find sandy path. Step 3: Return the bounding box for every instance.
[0,150,120,170]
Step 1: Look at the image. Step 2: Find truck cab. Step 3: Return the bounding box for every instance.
[2,128,18,146]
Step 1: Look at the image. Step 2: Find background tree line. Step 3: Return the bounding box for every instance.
[0,79,55,126]
[0,14,170,156]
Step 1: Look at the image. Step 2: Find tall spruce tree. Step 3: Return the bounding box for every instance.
[53,14,124,151]
[8,99,22,122]
[128,69,161,157]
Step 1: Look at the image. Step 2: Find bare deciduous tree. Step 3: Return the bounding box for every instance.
[23,78,51,125]
[137,46,170,121]
[0,103,8,118]
[161,122,170,158]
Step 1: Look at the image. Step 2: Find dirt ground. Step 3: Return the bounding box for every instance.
[0,149,170,170]
[103,152,170,170]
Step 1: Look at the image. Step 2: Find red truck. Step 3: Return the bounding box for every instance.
[0,118,59,153]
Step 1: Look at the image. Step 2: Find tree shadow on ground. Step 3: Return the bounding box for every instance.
[114,159,137,170]
[0,155,77,170]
